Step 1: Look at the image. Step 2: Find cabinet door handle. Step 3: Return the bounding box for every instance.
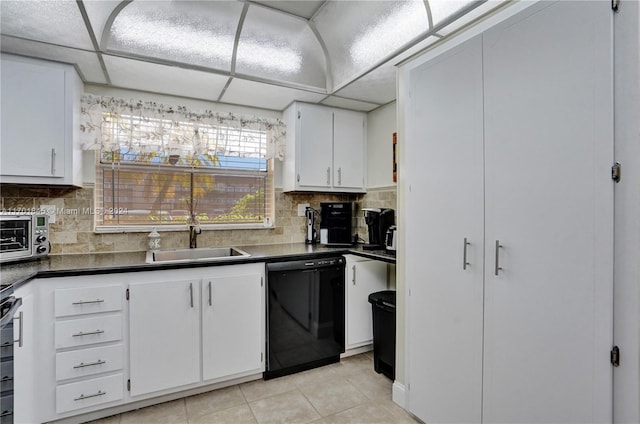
[208,281,212,307]
[326,167,331,185]
[352,265,356,285]
[72,329,104,337]
[74,390,106,401]
[51,148,56,175]
[463,238,471,270]
[494,240,503,276]
[189,283,194,308]
[14,311,23,348]
[338,168,342,186]
[73,359,106,369]
[72,299,105,305]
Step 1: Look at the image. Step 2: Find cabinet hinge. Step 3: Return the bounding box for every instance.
[612,0,620,12]
[612,162,621,183]
[127,379,131,391]
[611,346,620,367]
[126,288,129,301]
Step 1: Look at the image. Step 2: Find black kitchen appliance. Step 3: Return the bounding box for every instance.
[319,202,353,246]
[362,208,395,250]
[265,256,345,379]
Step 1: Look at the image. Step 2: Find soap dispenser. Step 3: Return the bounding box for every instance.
[147,227,161,252]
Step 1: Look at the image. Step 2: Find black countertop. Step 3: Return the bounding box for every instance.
[0,243,395,295]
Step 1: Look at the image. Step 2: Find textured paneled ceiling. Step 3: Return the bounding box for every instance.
[0,0,508,112]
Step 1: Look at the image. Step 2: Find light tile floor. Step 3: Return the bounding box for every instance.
[88,353,419,424]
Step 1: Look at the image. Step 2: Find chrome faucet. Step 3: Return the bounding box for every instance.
[188,216,201,249]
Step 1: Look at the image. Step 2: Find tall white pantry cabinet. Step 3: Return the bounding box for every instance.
[401,2,614,423]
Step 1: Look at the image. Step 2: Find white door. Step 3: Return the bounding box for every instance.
[202,273,264,381]
[345,258,387,348]
[0,58,65,178]
[333,110,366,190]
[297,103,333,189]
[482,2,614,422]
[406,36,485,423]
[129,280,200,396]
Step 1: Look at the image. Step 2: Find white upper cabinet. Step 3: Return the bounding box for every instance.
[283,102,366,193]
[0,54,83,186]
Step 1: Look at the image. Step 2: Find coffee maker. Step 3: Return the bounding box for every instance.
[305,207,318,244]
[362,208,395,250]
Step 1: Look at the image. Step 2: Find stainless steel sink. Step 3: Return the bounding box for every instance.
[148,247,250,263]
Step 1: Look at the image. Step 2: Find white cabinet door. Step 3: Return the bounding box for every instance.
[345,257,387,349]
[1,57,65,178]
[406,35,485,424]
[482,2,613,422]
[129,279,200,396]
[202,272,264,381]
[333,110,366,191]
[297,103,334,189]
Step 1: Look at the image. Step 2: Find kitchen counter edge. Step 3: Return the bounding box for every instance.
[0,243,395,295]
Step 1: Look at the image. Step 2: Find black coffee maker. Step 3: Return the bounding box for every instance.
[362,208,395,250]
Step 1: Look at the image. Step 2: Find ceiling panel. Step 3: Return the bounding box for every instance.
[103,55,228,101]
[320,96,379,112]
[334,63,397,105]
[313,0,428,89]
[237,5,326,89]
[106,1,243,72]
[252,1,326,19]
[82,0,123,47]
[222,78,326,111]
[0,0,94,50]
[1,36,107,84]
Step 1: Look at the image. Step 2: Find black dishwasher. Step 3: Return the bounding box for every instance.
[265,256,345,380]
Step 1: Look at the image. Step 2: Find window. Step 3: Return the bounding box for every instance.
[81,95,283,231]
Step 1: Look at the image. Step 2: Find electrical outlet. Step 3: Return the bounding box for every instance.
[298,203,310,217]
[40,204,56,223]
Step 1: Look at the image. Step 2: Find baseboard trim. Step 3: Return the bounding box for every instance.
[392,381,408,409]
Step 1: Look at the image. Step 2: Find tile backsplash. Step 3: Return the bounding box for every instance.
[0,184,396,255]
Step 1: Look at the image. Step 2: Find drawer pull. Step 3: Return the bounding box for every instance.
[0,410,13,418]
[72,299,105,305]
[74,390,106,401]
[1,376,13,382]
[73,359,106,369]
[72,329,104,337]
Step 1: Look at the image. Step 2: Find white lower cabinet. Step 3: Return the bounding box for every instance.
[344,255,388,350]
[129,279,201,396]
[13,263,266,422]
[127,263,265,398]
[202,272,264,382]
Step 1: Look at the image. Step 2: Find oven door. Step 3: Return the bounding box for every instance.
[0,217,32,262]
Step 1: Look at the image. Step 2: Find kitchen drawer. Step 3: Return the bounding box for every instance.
[1,360,13,393]
[56,344,123,381]
[55,286,122,317]
[55,315,122,349]
[56,373,123,414]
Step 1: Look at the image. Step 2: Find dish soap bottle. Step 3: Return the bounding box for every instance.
[147,227,161,252]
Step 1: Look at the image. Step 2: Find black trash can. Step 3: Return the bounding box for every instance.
[368,290,396,380]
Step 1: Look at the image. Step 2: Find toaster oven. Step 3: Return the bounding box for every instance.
[0,213,50,263]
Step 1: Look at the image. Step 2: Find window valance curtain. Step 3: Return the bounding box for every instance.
[79,94,287,163]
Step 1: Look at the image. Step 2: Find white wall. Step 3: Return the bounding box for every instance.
[366,102,397,189]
